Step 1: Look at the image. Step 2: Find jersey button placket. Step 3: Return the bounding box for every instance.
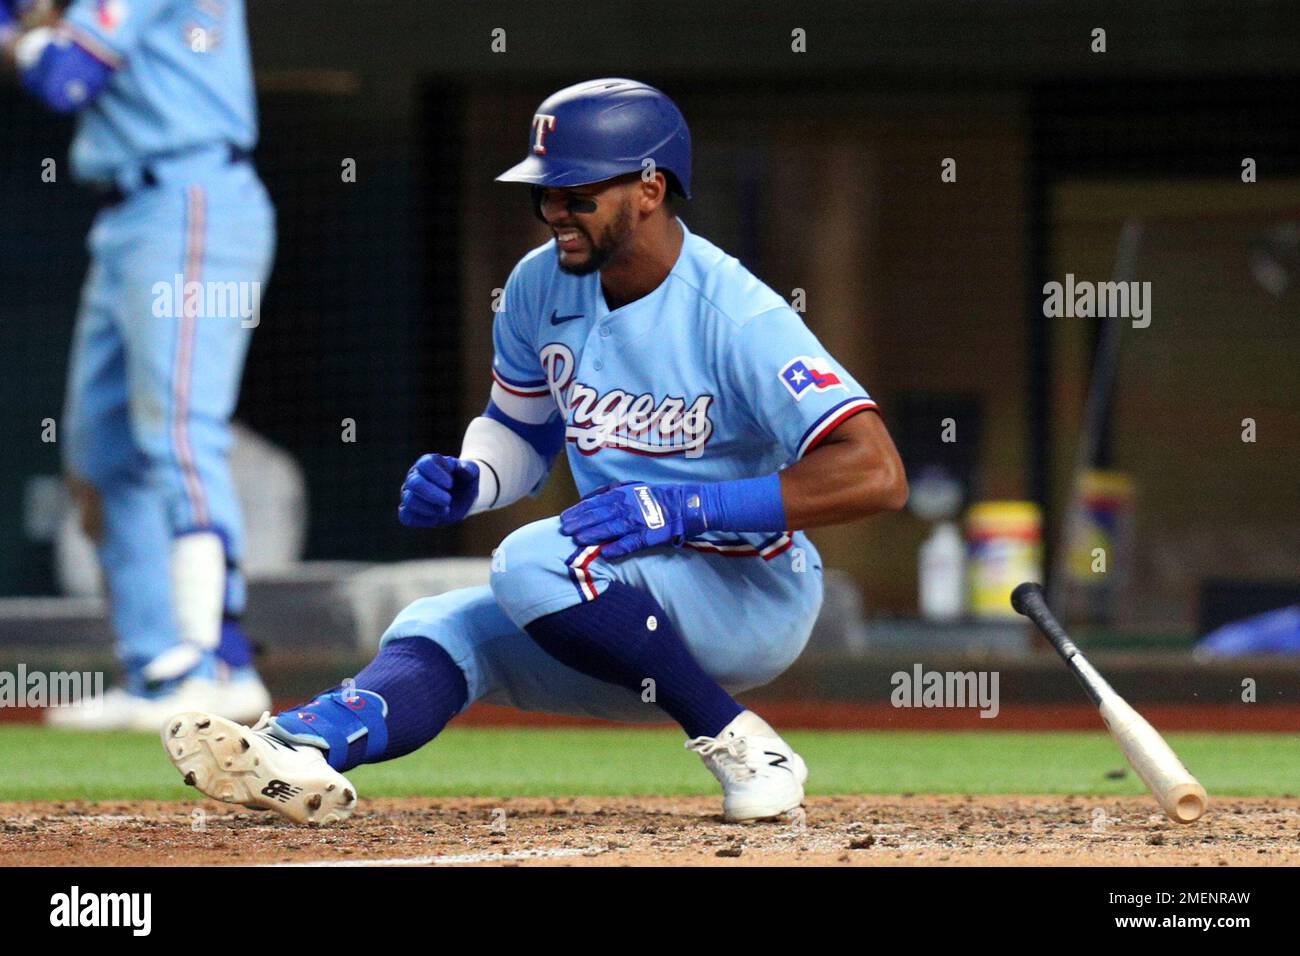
[586,320,607,371]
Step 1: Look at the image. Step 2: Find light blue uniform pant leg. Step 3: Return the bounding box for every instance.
[380,519,824,723]
[63,257,179,669]
[64,162,274,669]
[115,165,274,615]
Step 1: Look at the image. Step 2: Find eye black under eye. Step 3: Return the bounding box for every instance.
[532,187,598,214]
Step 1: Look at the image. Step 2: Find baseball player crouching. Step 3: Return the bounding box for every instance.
[161,79,907,825]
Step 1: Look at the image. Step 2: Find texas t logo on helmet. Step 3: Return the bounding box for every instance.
[531,113,557,154]
[497,77,693,198]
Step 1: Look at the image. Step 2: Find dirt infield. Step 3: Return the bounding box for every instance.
[3,795,1297,866]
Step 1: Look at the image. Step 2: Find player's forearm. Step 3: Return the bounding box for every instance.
[458,415,552,515]
[778,412,908,528]
[559,434,905,557]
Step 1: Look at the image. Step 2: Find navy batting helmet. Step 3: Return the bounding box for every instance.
[496,78,692,199]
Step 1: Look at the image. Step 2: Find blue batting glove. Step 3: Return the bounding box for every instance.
[560,482,709,559]
[397,453,480,528]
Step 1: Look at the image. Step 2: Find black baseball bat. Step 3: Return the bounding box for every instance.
[1011,581,1207,823]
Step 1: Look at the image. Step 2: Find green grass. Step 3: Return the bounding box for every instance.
[0,726,1295,802]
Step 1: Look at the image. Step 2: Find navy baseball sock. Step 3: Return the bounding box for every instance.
[524,582,743,739]
[273,638,468,771]
[352,638,468,757]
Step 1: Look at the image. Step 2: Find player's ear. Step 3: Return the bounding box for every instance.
[635,171,668,215]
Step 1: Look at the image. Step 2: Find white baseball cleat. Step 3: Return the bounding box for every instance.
[686,709,808,823]
[44,686,151,732]
[129,676,274,733]
[45,674,272,733]
[46,677,223,732]
[162,711,357,825]
[213,673,273,725]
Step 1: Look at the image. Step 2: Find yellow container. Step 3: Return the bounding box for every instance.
[1066,470,1134,581]
[967,501,1042,619]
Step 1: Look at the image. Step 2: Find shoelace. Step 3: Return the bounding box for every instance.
[686,735,759,780]
[685,735,748,759]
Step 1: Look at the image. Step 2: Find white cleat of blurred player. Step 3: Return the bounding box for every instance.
[44,673,271,733]
[686,709,808,823]
[162,711,356,825]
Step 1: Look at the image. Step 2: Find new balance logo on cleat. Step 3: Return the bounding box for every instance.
[260,779,303,803]
[765,751,793,772]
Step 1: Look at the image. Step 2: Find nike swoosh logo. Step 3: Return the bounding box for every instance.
[549,310,585,325]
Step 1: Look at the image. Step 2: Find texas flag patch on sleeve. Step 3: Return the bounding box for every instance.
[779,356,846,400]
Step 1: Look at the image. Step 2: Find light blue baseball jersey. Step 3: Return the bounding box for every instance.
[488,219,878,560]
[59,0,257,181]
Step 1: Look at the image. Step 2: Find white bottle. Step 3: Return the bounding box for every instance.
[919,520,965,621]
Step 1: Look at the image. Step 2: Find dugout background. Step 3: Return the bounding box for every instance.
[1,1,1298,635]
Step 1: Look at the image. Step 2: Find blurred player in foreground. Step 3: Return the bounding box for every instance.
[162,79,907,824]
[2,0,274,728]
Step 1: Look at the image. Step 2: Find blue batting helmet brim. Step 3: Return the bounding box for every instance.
[495,155,643,190]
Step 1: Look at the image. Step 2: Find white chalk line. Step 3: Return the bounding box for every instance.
[264,845,606,867]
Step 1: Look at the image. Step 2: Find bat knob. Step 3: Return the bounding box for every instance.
[1010,581,1043,615]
